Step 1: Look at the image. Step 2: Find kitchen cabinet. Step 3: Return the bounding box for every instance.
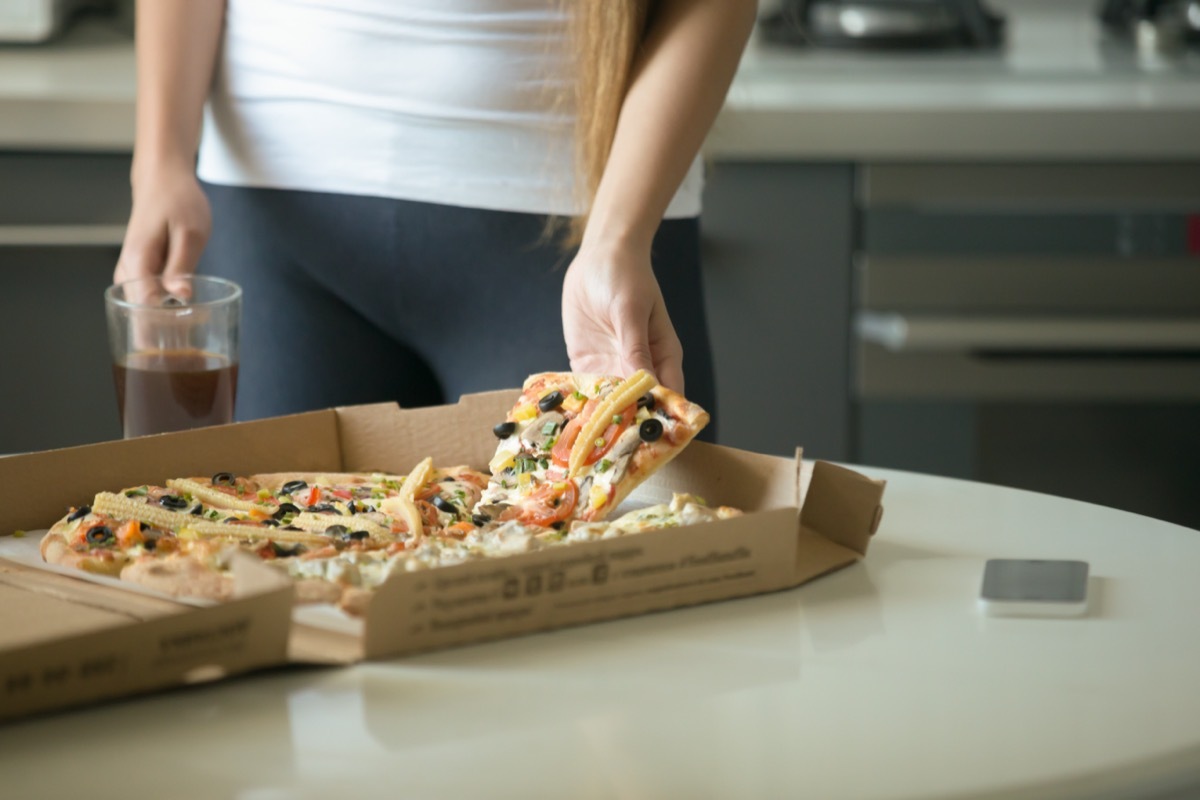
[0,152,128,453]
[700,162,855,461]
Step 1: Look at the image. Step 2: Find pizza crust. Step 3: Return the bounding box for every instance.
[40,519,127,576]
[120,553,235,602]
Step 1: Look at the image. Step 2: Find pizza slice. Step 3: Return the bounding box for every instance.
[474,370,710,527]
[564,493,743,542]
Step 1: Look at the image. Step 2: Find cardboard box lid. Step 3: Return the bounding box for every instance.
[0,553,295,721]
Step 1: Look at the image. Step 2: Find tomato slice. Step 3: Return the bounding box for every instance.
[550,400,635,468]
[503,481,578,527]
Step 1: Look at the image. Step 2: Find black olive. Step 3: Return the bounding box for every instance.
[211,471,235,486]
[143,538,158,551]
[272,502,300,519]
[280,480,308,494]
[223,517,237,524]
[139,522,151,531]
[85,526,113,544]
[637,392,655,411]
[308,503,340,514]
[432,496,458,515]
[281,525,301,531]
[272,541,304,558]
[471,513,490,527]
[190,505,204,516]
[639,418,664,443]
[325,524,349,536]
[159,495,189,510]
[66,505,91,522]
[493,421,517,439]
[261,519,281,527]
[345,530,370,542]
[538,390,564,412]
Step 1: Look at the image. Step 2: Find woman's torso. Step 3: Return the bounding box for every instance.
[197,0,703,217]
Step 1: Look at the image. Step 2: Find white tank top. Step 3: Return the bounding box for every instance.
[197,0,703,218]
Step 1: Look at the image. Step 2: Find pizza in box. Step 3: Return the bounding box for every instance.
[39,371,741,615]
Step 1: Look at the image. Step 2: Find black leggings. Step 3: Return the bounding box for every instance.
[198,182,716,441]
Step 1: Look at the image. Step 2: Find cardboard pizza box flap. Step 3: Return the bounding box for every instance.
[335,391,519,474]
[0,553,294,721]
[799,461,887,558]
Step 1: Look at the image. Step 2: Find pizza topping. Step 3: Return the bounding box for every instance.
[159,494,190,511]
[552,400,635,470]
[84,525,114,546]
[537,390,564,412]
[379,457,432,540]
[115,520,145,548]
[280,480,308,495]
[66,505,91,522]
[639,418,664,443]
[567,370,657,478]
[272,502,300,520]
[588,483,611,513]
[520,411,564,450]
[431,496,458,516]
[211,472,235,486]
[501,480,578,527]
[637,392,656,411]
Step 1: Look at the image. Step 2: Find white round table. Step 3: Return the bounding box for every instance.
[3,467,1199,799]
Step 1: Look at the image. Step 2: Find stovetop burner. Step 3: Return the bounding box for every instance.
[759,0,1006,50]
[1099,0,1200,52]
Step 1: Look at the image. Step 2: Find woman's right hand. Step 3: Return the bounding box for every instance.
[113,165,212,290]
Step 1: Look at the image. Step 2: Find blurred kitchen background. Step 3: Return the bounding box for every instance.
[1,0,1198,528]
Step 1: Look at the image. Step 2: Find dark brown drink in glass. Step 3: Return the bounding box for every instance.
[112,349,238,438]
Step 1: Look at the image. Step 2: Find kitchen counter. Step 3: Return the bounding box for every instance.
[2,0,1200,159]
[717,0,1200,159]
[0,16,134,151]
[3,465,1199,799]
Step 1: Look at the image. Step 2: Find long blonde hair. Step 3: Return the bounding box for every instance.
[563,0,651,248]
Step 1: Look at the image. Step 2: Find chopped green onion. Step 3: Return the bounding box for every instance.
[612,415,621,425]
[596,459,612,473]
[541,421,558,435]
[124,486,148,497]
[572,390,586,402]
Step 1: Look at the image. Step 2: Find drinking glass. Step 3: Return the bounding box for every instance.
[104,275,242,438]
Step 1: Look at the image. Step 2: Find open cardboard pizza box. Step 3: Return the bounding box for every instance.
[0,389,885,721]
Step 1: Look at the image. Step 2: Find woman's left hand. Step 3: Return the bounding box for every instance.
[561,238,685,394]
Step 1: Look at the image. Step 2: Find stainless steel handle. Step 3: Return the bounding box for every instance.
[0,225,126,247]
[857,312,1200,354]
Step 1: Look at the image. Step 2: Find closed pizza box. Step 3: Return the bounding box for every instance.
[0,389,885,715]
